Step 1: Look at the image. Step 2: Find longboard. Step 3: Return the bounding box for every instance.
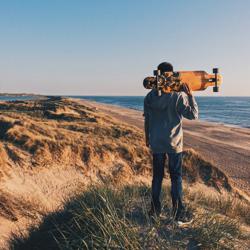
[143,69,222,93]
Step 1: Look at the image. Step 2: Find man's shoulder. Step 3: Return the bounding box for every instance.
[144,90,185,99]
[167,91,182,102]
[144,89,155,100]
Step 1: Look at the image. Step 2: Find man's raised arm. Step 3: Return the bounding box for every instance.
[177,83,199,120]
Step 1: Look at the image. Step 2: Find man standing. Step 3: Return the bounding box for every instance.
[143,62,198,221]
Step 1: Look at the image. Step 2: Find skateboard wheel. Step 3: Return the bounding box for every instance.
[143,77,155,89]
[213,68,219,74]
[213,86,219,92]
[143,78,150,89]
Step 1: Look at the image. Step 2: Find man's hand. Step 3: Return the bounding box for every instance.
[182,83,193,96]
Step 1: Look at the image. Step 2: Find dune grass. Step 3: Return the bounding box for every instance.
[11,184,249,250]
[186,186,250,226]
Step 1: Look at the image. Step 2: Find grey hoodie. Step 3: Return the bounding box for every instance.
[144,89,198,153]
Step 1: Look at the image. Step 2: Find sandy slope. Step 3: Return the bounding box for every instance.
[0,97,152,247]
[78,99,250,195]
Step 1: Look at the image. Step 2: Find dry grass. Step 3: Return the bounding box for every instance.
[186,184,250,225]
[10,185,249,250]
[0,98,150,175]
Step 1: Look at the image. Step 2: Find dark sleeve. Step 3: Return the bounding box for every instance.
[176,93,199,120]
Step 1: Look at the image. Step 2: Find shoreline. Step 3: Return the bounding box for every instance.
[75,98,250,195]
[75,97,250,130]
[121,106,250,129]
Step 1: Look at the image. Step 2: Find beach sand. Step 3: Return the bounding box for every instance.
[78,98,250,195]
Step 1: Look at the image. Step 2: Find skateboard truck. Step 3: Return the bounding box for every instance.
[154,69,162,96]
[213,68,219,92]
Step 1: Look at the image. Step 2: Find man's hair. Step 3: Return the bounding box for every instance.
[157,62,174,73]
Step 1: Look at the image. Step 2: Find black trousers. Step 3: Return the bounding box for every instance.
[152,152,183,212]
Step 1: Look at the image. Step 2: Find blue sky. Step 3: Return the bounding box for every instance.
[0,0,249,96]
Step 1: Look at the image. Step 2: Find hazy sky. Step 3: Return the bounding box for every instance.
[0,0,249,96]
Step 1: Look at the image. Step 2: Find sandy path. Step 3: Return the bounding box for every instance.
[78,99,250,195]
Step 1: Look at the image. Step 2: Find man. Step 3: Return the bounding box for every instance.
[143,62,198,221]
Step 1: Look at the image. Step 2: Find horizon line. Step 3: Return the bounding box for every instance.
[1,93,250,98]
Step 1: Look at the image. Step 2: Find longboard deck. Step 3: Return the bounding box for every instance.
[143,70,222,92]
[176,71,222,91]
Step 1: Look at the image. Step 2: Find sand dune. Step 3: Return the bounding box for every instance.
[0,97,249,248]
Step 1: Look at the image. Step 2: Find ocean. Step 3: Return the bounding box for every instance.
[1,95,250,128]
[0,96,39,102]
[72,96,250,128]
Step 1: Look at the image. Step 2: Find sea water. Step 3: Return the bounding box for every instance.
[73,96,250,128]
[1,95,250,128]
[0,96,38,102]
